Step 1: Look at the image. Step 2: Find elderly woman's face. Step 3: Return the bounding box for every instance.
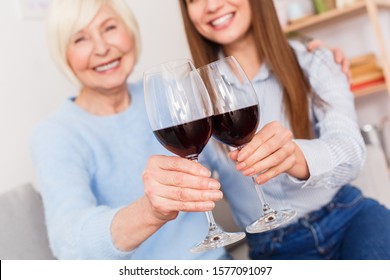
[66,4,136,92]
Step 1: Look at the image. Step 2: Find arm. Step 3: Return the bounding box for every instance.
[293,48,365,188]
[31,123,131,259]
[31,123,221,258]
[111,155,221,251]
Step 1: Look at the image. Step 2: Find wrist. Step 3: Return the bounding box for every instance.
[143,196,178,226]
[111,196,172,251]
[287,143,310,180]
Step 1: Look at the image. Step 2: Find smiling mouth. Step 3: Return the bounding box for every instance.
[94,59,120,72]
[210,13,234,27]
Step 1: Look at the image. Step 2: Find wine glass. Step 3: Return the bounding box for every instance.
[197,56,297,233]
[143,59,245,253]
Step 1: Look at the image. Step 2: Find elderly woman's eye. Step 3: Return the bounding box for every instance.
[74,36,85,44]
[105,25,116,32]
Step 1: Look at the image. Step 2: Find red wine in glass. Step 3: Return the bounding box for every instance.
[153,117,212,159]
[212,105,259,148]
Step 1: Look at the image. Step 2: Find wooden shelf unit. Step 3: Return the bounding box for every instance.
[284,2,366,33]
[284,0,390,98]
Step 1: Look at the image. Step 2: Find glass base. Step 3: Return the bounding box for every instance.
[246,209,297,234]
[190,228,246,253]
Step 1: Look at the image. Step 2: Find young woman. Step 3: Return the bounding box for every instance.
[179,0,390,259]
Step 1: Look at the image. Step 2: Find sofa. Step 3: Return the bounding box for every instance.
[0,183,55,260]
[0,145,389,260]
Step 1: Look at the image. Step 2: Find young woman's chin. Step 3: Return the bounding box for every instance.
[209,34,242,46]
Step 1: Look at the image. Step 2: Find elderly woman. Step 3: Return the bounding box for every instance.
[31,0,225,260]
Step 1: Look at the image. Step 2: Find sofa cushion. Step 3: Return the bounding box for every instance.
[0,183,55,259]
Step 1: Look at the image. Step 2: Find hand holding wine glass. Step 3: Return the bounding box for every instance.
[229,121,310,185]
[142,155,222,221]
[143,59,245,253]
[198,56,297,233]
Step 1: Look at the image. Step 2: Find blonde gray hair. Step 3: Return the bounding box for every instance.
[47,0,141,85]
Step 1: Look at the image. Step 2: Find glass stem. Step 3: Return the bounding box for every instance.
[251,177,273,216]
[189,156,219,232]
[205,211,218,232]
[237,145,275,217]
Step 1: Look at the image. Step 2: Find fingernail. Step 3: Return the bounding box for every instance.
[205,202,215,209]
[200,169,211,177]
[256,175,265,185]
[237,152,247,162]
[243,168,255,176]
[208,181,221,189]
[209,191,223,200]
[236,162,247,170]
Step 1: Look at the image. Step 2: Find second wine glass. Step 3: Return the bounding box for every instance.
[198,56,297,233]
[143,59,245,253]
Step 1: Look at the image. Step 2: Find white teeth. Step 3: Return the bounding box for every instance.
[95,60,119,72]
[211,13,233,26]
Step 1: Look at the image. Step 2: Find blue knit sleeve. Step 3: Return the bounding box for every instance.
[30,120,135,259]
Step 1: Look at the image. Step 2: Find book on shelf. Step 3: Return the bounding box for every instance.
[349,53,385,91]
[351,77,385,92]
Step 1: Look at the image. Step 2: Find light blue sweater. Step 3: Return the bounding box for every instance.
[30,81,225,260]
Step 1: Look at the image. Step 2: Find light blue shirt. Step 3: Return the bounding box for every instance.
[30,81,225,260]
[201,41,366,229]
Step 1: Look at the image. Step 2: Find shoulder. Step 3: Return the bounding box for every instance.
[30,101,85,151]
[30,103,95,173]
[289,39,335,72]
[288,39,347,89]
[31,104,69,138]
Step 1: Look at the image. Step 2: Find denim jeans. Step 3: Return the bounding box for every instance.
[246,185,390,259]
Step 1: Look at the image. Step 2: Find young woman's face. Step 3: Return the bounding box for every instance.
[186,0,252,46]
[66,4,136,92]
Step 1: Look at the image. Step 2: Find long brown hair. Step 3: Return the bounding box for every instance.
[179,0,325,139]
